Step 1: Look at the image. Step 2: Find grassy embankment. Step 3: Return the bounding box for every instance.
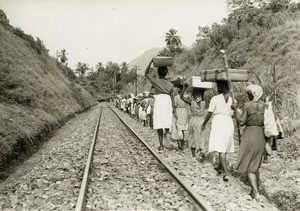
[171,19,300,130]
[170,18,300,210]
[0,12,97,176]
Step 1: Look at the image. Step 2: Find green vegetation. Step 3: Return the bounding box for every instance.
[0,9,96,172]
[158,28,184,57]
[0,9,139,171]
[73,61,137,101]
[133,3,300,207]
[58,49,68,66]
[152,1,300,209]
[166,0,300,132]
[0,1,300,207]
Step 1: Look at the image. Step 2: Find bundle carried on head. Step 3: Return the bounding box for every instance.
[201,69,250,82]
[152,56,173,67]
[191,76,213,89]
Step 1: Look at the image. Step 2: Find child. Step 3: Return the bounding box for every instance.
[147,86,156,129]
[264,97,280,162]
[180,82,207,158]
[140,100,147,126]
[173,85,189,150]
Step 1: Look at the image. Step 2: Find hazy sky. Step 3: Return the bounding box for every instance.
[1,0,229,69]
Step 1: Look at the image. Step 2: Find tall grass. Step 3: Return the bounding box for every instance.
[170,11,300,132]
[0,16,97,170]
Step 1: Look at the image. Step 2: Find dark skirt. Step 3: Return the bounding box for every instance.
[236,126,266,173]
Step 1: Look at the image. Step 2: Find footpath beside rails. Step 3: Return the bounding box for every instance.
[0,102,297,210]
[112,106,281,211]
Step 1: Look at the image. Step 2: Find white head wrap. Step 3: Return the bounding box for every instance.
[246,85,263,101]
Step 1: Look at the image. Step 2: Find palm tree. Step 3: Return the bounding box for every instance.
[96,62,104,76]
[165,28,182,47]
[75,62,89,77]
[106,61,120,83]
[120,62,129,74]
[58,49,68,66]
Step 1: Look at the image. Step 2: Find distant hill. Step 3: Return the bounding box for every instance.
[128,47,162,75]
[129,44,190,75]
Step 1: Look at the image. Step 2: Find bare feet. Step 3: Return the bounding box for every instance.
[249,190,254,198]
[157,146,164,151]
[214,166,222,175]
[252,191,261,202]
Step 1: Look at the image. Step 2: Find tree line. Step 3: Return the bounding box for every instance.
[2,0,300,123]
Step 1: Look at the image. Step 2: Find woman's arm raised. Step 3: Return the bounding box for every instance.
[180,83,191,105]
[145,59,153,81]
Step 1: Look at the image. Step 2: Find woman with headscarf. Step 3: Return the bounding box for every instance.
[145,59,175,151]
[202,80,234,182]
[233,84,265,201]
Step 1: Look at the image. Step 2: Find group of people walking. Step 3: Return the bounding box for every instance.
[114,59,281,202]
[115,92,154,128]
[144,59,282,202]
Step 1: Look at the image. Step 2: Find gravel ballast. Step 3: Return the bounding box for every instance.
[0,103,295,210]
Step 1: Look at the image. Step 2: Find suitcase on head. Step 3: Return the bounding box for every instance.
[191,76,213,89]
[152,57,173,67]
[201,69,250,82]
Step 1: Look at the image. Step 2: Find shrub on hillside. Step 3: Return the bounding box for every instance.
[171,1,300,132]
[56,62,77,81]
[12,27,48,55]
[0,9,12,30]
[0,54,37,107]
[192,41,210,63]
[172,50,197,75]
[36,37,48,55]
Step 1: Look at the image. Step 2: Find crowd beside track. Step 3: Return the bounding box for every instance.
[110,56,285,203]
[114,92,155,129]
[112,80,283,204]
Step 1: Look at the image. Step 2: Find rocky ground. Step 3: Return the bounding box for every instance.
[0,103,298,211]
[111,105,300,211]
[86,107,198,210]
[0,106,100,210]
[112,107,280,211]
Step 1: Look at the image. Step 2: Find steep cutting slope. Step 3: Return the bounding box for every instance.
[0,15,97,171]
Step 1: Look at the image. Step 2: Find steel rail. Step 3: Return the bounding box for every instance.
[107,103,215,211]
[75,105,103,211]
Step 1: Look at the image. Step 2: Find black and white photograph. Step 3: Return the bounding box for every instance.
[0,0,299,210]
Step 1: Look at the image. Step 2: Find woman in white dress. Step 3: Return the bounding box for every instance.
[145,59,175,151]
[202,80,234,182]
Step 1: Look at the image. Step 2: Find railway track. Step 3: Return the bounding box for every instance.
[0,103,279,210]
[75,103,214,211]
